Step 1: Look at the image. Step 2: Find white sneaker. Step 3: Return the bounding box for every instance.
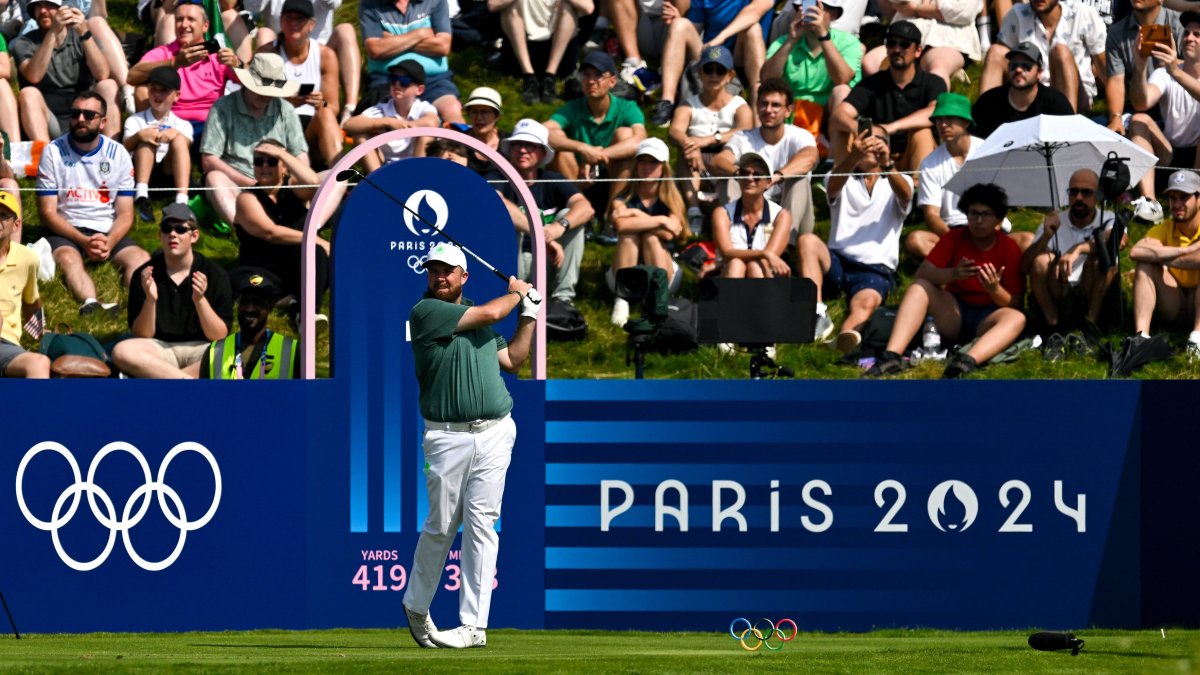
[814,313,834,341]
[619,59,646,86]
[404,605,439,648]
[717,342,735,354]
[1187,341,1200,360]
[765,345,776,360]
[1132,196,1164,224]
[610,298,630,327]
[429,624,487,649]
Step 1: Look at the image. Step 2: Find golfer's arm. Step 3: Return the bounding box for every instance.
[499,318,535,373]
[457,293,523,331]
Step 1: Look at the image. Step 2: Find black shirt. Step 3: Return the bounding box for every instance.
[237,186,309,270]
[971,84,1075,139]
[486,168,580,251]
[467,130,511,176]
[127,251,234,342]
[843,69,947,125]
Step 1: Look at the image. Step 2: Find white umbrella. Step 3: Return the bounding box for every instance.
[943,114,1158,210]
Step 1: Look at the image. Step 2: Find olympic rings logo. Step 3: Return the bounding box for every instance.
[15,441,222,572]
[407,254,428,274]
[729,617,798,651]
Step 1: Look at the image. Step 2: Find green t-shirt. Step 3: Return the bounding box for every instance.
[549,93,645,149]
[765,28,863,106]
[410,296,512,423]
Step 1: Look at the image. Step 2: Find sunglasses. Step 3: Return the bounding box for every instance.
[1007,60,1036,72]
[253,156,280,167]
[966,209,996,220]
[70,108,102,121]
[885,38,915,50]
[1067,187,1095,197]
[737,169,769,180]
[701,64,728,76]
[389,75,416,87]
[160,223,194,234]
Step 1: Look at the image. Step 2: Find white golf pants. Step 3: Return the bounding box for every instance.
[403,415,515,628]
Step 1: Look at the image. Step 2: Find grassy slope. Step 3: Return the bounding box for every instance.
[96,4,1199,380]
[0,628,1196,673]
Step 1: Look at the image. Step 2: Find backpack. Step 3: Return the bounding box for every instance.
[860,306,919,355]
[40,330,111,378]
[648,298,699,353]
[545,298,588,341]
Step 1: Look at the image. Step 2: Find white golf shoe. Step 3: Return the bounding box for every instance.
[404,605,439,648]
[429,624,487,648]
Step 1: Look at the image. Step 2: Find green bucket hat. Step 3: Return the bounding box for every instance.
[930,92,973,128]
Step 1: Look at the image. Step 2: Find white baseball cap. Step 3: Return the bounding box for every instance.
[501,118,555,167]
[737,151,773,175]
[635,138,670,163]
[423,242,468,272]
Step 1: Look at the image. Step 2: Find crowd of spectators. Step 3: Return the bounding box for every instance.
[3,0,1200,380]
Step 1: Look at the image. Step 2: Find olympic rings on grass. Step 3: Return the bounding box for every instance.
[729,617,798,651]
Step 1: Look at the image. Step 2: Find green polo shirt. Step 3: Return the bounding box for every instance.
[410,296,512,423]
[199,91,308,179]
[549,93,645,149]
[765,28,862,106]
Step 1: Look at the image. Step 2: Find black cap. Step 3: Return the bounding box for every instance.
[280,0,314,18]
[1182,10,1200,26]
[229,267,283,300]
[1006,41,1043,66]
[885,20,922,44]
[161,202,197,225]
[387,59,426,84]
[581,50,617,75]
[148,65,181,91]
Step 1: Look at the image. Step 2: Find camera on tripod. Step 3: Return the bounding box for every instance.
[698,277,818,379]
[615,265,698,378]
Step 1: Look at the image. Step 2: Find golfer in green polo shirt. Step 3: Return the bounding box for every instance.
[402,242,541,650]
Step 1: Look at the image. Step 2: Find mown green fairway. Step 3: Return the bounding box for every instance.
[0,628,1195,673]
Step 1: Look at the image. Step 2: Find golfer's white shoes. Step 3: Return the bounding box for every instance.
[429,624,487,648]
[404,605,439,648]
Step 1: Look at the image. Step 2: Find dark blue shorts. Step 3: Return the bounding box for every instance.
[420,73,460,106]
[823,250,895,303]
[955,297,1000,343]
[0,338,25,375]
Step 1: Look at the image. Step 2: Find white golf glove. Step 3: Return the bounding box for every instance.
[521,288,543,319]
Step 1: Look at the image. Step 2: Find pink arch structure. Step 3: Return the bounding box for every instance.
[299,128,548,379]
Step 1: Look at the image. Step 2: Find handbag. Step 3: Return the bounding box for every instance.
[40,326,111,378]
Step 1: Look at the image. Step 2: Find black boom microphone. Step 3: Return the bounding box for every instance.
[1028,631,1085,655]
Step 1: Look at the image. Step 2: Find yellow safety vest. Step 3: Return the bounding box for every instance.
[207,332,297,380]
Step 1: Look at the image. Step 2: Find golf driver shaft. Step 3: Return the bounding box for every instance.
[336,168,510,281]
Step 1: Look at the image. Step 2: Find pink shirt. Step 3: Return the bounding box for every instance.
[139,43,234,122]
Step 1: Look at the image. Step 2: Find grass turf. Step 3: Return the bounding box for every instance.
[0,628,1196,673]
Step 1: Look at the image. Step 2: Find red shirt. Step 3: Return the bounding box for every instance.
[926,227,1025,306]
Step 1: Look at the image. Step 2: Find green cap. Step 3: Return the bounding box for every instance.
[930,92,973,128]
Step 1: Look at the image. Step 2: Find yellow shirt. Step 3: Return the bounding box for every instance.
[0,243,39,344]
[1145,220,1200,289]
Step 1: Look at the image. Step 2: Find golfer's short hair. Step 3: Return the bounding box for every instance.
[958,183,1009,220]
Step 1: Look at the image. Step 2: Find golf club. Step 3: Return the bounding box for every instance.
[0,589,20,639]
[336,167,513,282]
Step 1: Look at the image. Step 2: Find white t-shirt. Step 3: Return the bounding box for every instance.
[278,38,324,117]
[684,94,748,137]
[362,99,440,163]
[918,136,985,228]
[1148,67,1200,148]
[825,172,912,270]
[718,198,784,262]
[1032,207,1115,283]
[122,110,195,164]
[724,126,817,202]
[36,135,135,235]
[997,1,1106,98]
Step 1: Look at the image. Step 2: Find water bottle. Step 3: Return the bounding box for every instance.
[922,316,941,352]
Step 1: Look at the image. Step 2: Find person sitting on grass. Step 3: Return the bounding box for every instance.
[192,267,298,379]
[343,60,441,172]
[1129,169,1200,358]
[667,44,751,235]
[797,124,910,351]
[112,203,233,379]
[710,151,793,279]
[124,66,193,223]
[865,182,1026,379]
[608,138,687,326]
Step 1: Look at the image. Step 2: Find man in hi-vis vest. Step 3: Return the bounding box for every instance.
[195,267,298,379]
